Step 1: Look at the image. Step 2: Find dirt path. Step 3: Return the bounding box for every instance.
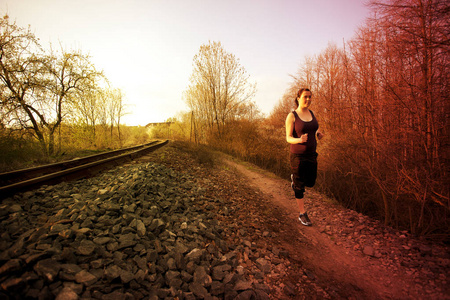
[222,158,443,300]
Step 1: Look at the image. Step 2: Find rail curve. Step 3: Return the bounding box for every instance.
[0,140,168,199]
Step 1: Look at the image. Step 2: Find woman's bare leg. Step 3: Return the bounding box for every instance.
[296,197,305,214]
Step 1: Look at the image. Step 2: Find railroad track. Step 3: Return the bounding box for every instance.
[0,139,168,199]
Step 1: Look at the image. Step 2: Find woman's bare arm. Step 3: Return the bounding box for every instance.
[286,112,306,144]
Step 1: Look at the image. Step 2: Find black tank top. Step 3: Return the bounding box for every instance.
[290,110,319,154]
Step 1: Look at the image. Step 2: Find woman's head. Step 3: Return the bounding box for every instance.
[295,88,312,109]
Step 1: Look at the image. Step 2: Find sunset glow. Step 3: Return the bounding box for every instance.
[1,0,370,125]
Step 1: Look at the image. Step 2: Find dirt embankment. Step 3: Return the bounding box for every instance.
[219,156,448,300]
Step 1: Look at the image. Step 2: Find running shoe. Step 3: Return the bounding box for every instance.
[299,212,312,226]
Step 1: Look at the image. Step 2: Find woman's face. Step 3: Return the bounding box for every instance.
[298,91,312,109]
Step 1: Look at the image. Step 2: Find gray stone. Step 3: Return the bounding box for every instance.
[235,290,256,300]
[167,257,177,270]
[50,223,69,234]
[63,282,83,295]
[0,259,21,276]
[101,290,131,300]
[10,204,22,213]
[234,280,253,291]
[166,271,183,289]
[363,245,375,257]
[61,264,83,275]
[211,266,225,281]
[78,240,96,255]
[210,281,225,295]
[75,270,97,286]
[149,218,165,232]
[120,270,134,284]
[186,248,204,263]
[56,287,79,300]
[33,259,60,282]
[98,189,108,195]
[189,282,210,298]
[136,219,146,236]
[134,269,146,281]
[93,237,112,245]
[1,277,24,291]
[117,233,135,248]
[104,265,122,281]
[255,289,271,300]
[174,241,189,254]
[181,270,193,282]
[103,203,121,212]
[255,258,271,273]
[193,266,212,287]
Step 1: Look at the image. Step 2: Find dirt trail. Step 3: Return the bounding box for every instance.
[222,158,429,300]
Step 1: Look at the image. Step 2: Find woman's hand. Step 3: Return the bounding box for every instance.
[317,131,325,140]
[299,133,308,143]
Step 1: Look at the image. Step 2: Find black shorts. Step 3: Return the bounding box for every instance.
[290,152,318,198]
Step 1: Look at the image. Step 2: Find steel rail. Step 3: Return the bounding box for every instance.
[0,141,159,186]
[0,140,168,199]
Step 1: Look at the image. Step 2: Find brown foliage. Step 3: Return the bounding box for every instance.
[172,0,449,240]
[280,0,449,238]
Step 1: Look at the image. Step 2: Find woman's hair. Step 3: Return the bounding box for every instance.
[294,88,311,108]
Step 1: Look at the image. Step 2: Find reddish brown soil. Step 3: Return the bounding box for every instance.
[224,159,397,298]
[222,158,448,300]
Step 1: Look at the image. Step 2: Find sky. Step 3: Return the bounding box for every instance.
[0,0,371,126]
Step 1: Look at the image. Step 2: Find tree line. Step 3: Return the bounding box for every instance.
[152,0,448,239]
[0,15,129,162]
[282,0,449,236]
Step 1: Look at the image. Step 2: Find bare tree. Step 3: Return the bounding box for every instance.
[43,48,102,154]
[106,88,125,143]
[0,15,103,155]
[0,15,49,153]
[367,0,449,231]
[184,41,256,142]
